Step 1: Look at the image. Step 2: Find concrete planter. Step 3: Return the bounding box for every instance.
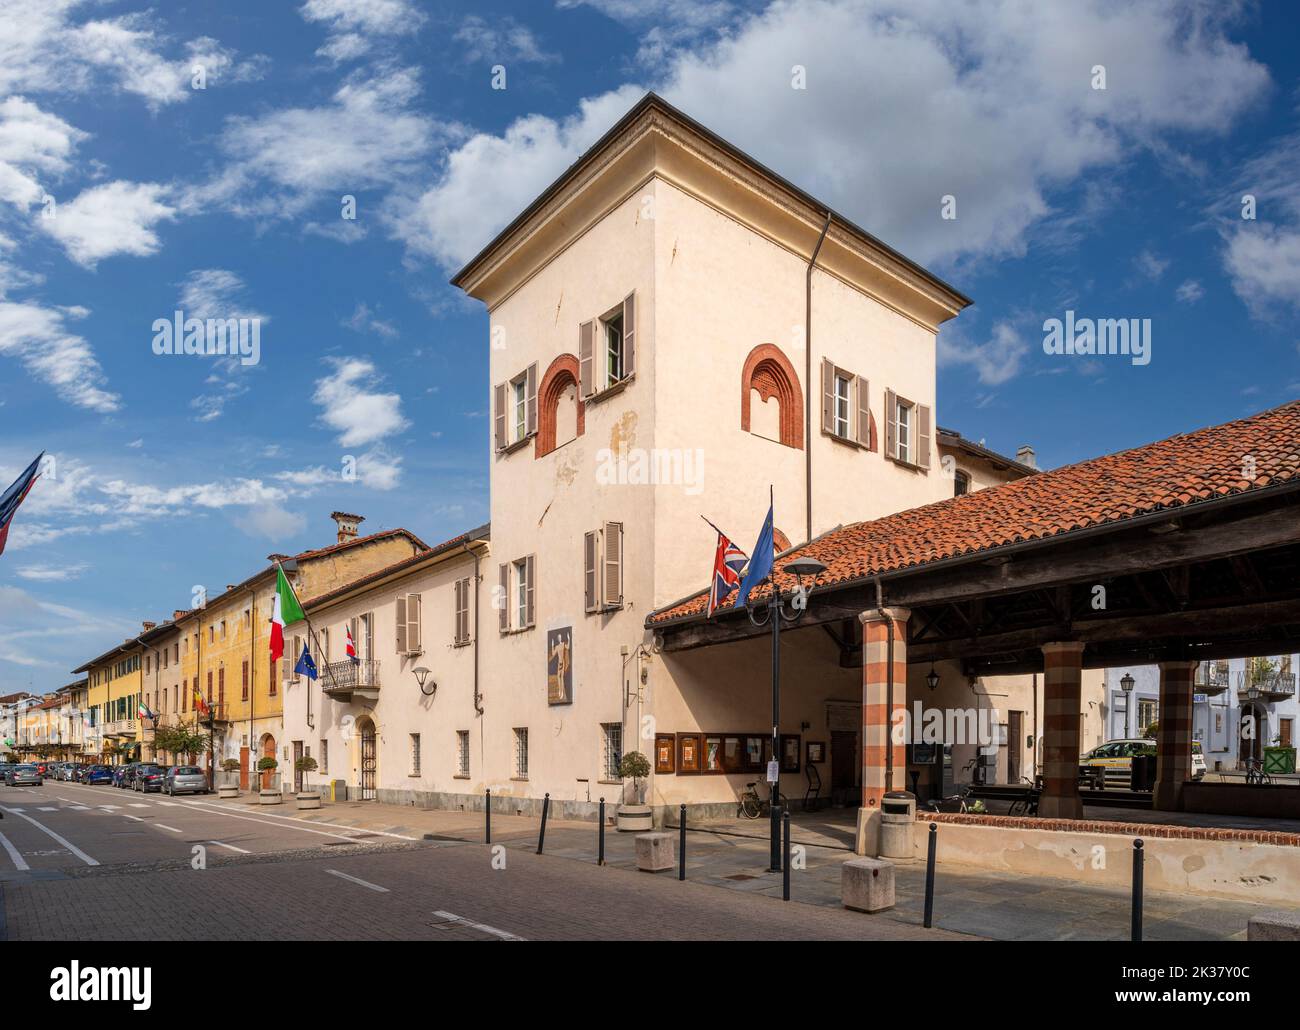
[616,803,653,832]
[296,792,321,810]
[217,784,239,799]
[257,789,282,806]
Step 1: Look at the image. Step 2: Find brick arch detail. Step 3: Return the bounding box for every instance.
[535,353,586,458]
[740,343,803,450]
[772,528,792,553]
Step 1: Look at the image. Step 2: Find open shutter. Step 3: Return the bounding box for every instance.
[855,376,871,448]
[821,358,835,436]
[364,612,374,659]
[579,320,594,397]
[584,531,598,612]
[622,292,636,377]
[493,382,506,450]
[525,362,538,437]
[603,522,623,608]
[524,554,536,628]
[917,403,932,470]
[407,593,422,653]
[453,579,463,643]
[395,596,407,654]
[884,388,898,460]
[498,564,509,632]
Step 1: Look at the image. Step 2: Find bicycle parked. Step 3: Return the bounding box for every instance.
[926,783,984,814]
[1244,758,1273,786]
[738,781,794,819]
[1006,776,1042,816]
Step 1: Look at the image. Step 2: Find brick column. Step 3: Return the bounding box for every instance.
[859,607,910,811]
[1039,641,1085,819]
[1153,660,1197,812]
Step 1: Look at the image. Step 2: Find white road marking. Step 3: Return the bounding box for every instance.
[122,815,144,822]
[128,803,150,808]
[179,797,416,840]
[97,805,120,811]
[207,840,249,854]
[37,806,57,812]
[67,805,88,811]
[154,800,180,806]
[155,824,182,833]
[0,829,29,871]
[0,806,98,866]
[325,869,389,892]
[431,910,525,941]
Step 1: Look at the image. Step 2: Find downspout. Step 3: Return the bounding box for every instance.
[805,212,832,544]
[462,540,483,717]
[873,577,895,793]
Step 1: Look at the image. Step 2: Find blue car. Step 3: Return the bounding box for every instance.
[84,765,113,785]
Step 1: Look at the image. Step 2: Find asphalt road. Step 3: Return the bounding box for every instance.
[0,779,962,941]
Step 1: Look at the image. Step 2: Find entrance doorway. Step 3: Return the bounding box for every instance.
[359,720,376,800]
[1281,717,1294,750]
[830,730,857,806]
[1008,711,1024,784]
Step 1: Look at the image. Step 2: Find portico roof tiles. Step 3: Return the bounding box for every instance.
[648,398,1300,626]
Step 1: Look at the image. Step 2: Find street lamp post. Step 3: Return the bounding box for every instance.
[1120,672,1135,738]
[746,556,826,872]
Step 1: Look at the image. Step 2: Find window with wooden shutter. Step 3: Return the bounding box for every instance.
[242,660,249,701]
[855,376,871,448]
[525,363,538,437]
[524,554,536,628]
[493,382,506,451]
[622,292,635,376]
[603,521,623,608]
[395,596,407,654]
[498,563,509,632]
[916,403,932,470]
[584,531,598,613]
[821,358,835,436]
[407,593,422,653]
[455,577,472,645]
[884,388,898,460]
[363,612,374,660]
[579,320,594,397]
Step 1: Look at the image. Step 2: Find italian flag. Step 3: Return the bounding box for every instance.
[269,563,306,661]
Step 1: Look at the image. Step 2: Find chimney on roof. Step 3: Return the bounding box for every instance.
[331,511,364,544]
[141,621,156,632]
[1016,445,1037,469]
[173,610,186,622]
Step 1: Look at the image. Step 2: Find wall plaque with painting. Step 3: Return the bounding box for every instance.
[780,734,801,773]
[676,732,702,774]
[806,740,825,764]
[703,734,724,773]
[546,627,573,705]
[655,733,676,774]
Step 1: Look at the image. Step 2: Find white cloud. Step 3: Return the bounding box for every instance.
[39,180,176,267]
[454,15,559,65]
[344,301,398,338]
[177,269,266,322]
[0,300,119,411]
[299,0,425,63]
[1134,249,1169,281]
[557,0,740,64]
[938,321,1029,387]
[312,356,409,446]
[1175,279,1204,303]
[409,1,1269,273]
[1223,223,1300,315]
[0,96,86,209]
[274,445,403,491]
[239,503,306,542]
[15,562,88,582]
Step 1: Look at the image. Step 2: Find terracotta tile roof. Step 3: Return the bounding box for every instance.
[650,398,1300,625]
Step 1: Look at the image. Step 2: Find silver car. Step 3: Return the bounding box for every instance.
[5,764,43,786]
[163,765,208,795]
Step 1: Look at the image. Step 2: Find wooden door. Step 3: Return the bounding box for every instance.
[831,730,856,802]
[1008,711,1024,783]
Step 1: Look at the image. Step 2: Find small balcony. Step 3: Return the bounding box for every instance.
[322,659,381,703]
[1195,663,1231,696]
[1238,669,1297,703]
[102,718,138,738]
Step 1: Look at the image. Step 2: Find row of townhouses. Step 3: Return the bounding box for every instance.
[6,96,1279,818]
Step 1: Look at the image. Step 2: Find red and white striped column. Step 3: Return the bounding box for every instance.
[1153,660,1197,811]
[1039,641,1085,819]
[859,607,910,811]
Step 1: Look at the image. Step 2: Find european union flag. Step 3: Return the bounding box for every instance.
[734,495,774,610]
[294,642,319,681]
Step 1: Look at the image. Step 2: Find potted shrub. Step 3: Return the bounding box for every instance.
[218,758,241,798]
[295,755,321,809]
[615,751,653,831]
[257,756,280,805]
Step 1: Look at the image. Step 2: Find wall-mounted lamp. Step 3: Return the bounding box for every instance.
[926,663,940,692]
[413,667,435,697]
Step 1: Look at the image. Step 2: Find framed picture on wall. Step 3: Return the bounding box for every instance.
[780,734,801,773]
[654,733,676,774]
[703,734,724,773]
[677,732,703,774]
[806,740,825,764]
[546,627,573,705]
[744,735,764,771]
[721,735,744,773]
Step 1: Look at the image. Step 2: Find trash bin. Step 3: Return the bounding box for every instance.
[879,791,916,859]
[1130,754,1156,792]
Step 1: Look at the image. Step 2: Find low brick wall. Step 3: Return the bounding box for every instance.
[914,813,1300,905]
[1181,781,1300,820]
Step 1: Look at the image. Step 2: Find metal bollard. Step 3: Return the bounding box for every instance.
[485,787,491,845]
[923,822,937,928]
[598,798,605,866]
[782,810,791,901]
[679,804,687,881]
[537,793,550,854]
[1131,838,1144,941]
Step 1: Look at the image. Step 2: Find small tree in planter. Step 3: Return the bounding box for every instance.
[256,756,280,803]
[615,751,653,832]
[219,757,240,786]
[295,755,319,793]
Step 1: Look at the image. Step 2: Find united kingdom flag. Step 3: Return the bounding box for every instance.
[706,527,748,618]
[0,452,43,557]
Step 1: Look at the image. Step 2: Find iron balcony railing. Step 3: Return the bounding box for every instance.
[323,659,381,694]
[1238,669,1297,700]
[1195,664,1231,693]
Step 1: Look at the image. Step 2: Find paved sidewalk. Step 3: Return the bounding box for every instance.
[208,792,1268,940]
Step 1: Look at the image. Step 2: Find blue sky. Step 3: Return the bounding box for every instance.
[1,0,1298,693]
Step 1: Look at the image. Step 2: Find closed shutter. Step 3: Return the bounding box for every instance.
[884,388,898,460]
[917,403,932,470]
[493,382,506,450]
[395,596,407,654]
[242,660,249,700]
[498,563,509,632]
[524,554,536,628]
[623,292,636,377]
[218,666,225,704]
[525,362,538,436]
[453,579,464,643]
[855,376,871,448]
[579,320,594,397]
[584,531,598,612]
[364,612,373,659]
[821,358,836,436]
[603,522,623,608]
[407,593,422,653]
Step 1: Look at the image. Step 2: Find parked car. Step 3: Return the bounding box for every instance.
[84,765,113,785]
[60,764,80,781]
[163,766,208,796]
[111,765,133,788]
[1079,738,1206,787]
[0,762,13,783]
[5,764,43,786]
[133,764,165,793]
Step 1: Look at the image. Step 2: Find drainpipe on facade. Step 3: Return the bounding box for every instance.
[873,577,895,793]
[805,212,832,545]
[462,540,483,718]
